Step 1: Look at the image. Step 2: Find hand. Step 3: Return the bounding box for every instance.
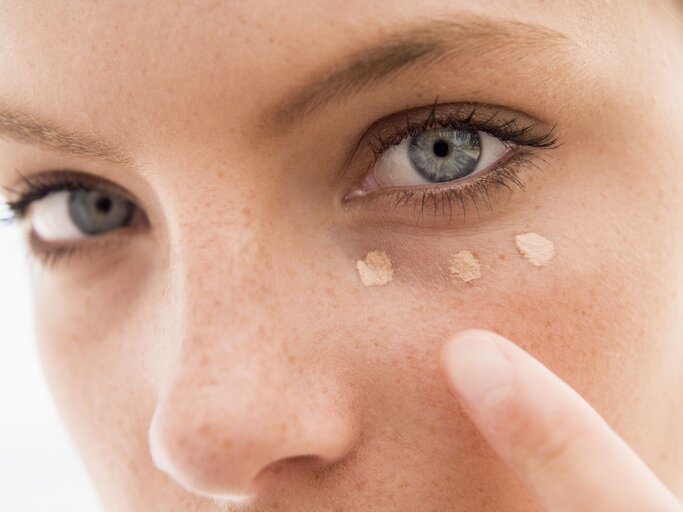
[440,329,683,512]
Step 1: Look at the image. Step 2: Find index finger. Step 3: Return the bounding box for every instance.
[441,329,682,512]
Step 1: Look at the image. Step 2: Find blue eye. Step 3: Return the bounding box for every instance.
[348,127,512,197]
[28,189,135,242]
[68,189,134,235]
[408,128,482,183]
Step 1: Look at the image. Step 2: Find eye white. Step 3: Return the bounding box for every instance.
[372,130,510,188]
[29,191,87,242]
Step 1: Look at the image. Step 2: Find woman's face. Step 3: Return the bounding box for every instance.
[2,1,683,510]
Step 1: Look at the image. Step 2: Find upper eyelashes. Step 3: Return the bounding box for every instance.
[344,101,558,169]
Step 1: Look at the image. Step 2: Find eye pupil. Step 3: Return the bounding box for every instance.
[96,196,112,213]
[432,139,450,158]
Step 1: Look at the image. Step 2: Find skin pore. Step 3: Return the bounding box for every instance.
[1,1,683,510]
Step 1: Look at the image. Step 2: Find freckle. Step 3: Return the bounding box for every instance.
[356,250,394,286]
[448,250,481,282]
[199,353,210,367]
[515,232,555,266]
[498,254,506,261]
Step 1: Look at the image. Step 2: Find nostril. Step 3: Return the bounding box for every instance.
[150,413,331,498]
[252,454,325,490]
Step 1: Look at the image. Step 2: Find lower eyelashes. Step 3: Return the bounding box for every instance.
[343,150,540,229]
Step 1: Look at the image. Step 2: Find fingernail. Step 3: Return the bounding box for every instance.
[442,331,514,412]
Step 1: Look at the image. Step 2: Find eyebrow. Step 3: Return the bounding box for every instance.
[268,18,573,128]
[0,102,134,165]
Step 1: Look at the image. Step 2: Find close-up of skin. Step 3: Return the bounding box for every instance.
[1,1,683,511]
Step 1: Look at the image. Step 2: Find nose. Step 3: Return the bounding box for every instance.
[149,190,361,500]
[147,236,358,500]
[149,361,357,499]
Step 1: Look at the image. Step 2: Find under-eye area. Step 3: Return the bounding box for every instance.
[356,250,394,286]
[342,101,559,228]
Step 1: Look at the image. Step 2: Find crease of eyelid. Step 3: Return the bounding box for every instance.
[265,17,578,131]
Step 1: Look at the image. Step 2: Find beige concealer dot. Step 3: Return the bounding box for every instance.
[515,232,555,267]
[449,250,481,282]
[356,250,394,286]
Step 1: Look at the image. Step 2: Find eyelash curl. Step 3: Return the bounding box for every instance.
[349,100,560,222]
[2,171,99,221]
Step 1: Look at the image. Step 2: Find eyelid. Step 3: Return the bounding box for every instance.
[26,227,139,268]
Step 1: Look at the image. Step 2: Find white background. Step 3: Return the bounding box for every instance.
[0,222,102,511]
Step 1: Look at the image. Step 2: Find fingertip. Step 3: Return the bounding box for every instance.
[441,329,514,413]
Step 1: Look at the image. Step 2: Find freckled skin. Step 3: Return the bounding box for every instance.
[1,1,683,511]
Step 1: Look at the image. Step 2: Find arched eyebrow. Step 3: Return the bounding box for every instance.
[0,103,133,166]
[267,17,574,129]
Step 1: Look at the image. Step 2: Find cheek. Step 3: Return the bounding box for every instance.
[27,141,683,506]
[30,243,174,504]
[331,141,683,481]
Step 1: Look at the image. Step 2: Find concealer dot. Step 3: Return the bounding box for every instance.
[449,250,481,282]
[515,232,555,267]
[356,250,394,286]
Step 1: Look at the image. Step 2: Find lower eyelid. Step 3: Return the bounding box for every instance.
[342,150,541,229]
[27,225,144,268]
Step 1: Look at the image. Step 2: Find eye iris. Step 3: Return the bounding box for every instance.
[408,128,481,182]
[68,190,134,235]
